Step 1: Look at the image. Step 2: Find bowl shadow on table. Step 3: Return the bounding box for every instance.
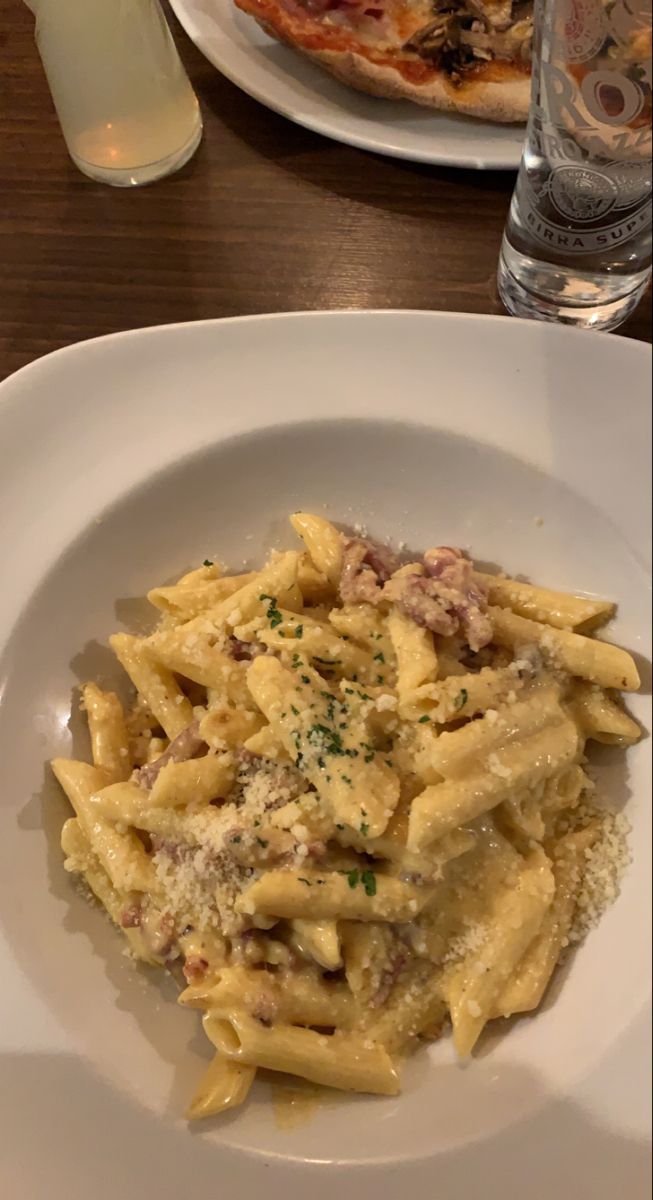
[198,63,514,216]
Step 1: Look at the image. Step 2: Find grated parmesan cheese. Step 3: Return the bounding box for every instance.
[568,810,632,944]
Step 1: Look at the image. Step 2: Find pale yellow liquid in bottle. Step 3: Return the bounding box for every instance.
[33,0,202,185]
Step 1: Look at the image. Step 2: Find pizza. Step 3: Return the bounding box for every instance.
[233,0,534,122]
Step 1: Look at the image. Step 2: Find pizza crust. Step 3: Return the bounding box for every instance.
[235,0,530,123]
[304,45,530,123]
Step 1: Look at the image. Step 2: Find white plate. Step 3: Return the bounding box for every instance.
[170,0,526,169]
[0,312,650,1199]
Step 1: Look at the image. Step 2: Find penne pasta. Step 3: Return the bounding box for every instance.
[50,514,640,1119]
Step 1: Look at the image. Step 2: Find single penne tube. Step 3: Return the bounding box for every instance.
[418,665,527,725]
[186,1056,254,1118]
[290,512,343,585]
[386,608,438,716]
[52,758,156,892]
[176,562,223,587]
[203,1011,400,1095]
[258,609,372,678]
[207,551,301,628]
[110,632,194,738]
[426,687,563,779]
[491,824,600,1019]
[143,625,250,705]
[237,868,433,922]
[475,572,615,632]
[85,780,151,824]
[489,606,640,691]
[444,848,555,1055]
[149,753,235,808]
[408,718,580,849]
[329,603,395,663]
[570,681,641,746]
[200,704,265,750]
[82,682,132,782]
[246,656,400,836]
[60,818,157,963]
[341,921,396,1005]
[184,963,355,1028]
[147,573,256,617]
[336,796,475,880]
[296,554,335,605]
[186,1055,256,1120]
[290,918,343,970]
[364,960,448,1054]
[243,722,290,761]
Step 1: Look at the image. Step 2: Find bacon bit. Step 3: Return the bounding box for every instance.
[150,835,186,864]
[385,546,492,652]
[183,955,210,984]
[136,719,208,789]
[140,909,177,959]
[229,636,265,662]
[371,950,408,1007]
[369,950,405,1008]
[120,903,142,929]
[252,991,279,1025]
[339,536,401,605]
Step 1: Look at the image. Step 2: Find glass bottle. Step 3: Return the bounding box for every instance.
[25,0,203,187]
[498,0,652,331]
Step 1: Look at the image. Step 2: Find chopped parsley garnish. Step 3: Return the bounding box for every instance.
[203,559,213,567]
[335,823,345,831]
[298,877,312,886]
[360,822,369,837]
[255,837,269,848]
[344,687,354,695]
[259,593,283,628]
[373,652,385,663]
[418,715,431,724]
[301,675,310,685]
[308,723,344,756]
[292,653,301,668]
[343,867,376,894]
[341,774,353,785]
[361,869,377,897]
[295,625,304,639]
[230,835,242,844]
[455,688,469,710]
[291,705,299,716]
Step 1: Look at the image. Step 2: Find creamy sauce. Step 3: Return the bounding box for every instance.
[271,1081,339,1130]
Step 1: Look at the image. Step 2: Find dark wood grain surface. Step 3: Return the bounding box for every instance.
[0,0,650,380]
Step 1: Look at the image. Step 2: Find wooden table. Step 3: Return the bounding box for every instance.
[1,0,650,380]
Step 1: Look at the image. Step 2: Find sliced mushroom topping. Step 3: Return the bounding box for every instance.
[404,0,533,68]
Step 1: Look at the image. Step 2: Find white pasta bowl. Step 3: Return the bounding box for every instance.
[0,312,650,1200]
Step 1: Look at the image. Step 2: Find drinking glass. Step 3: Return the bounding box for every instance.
[498,0,652,330]
[25,0,203,187]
